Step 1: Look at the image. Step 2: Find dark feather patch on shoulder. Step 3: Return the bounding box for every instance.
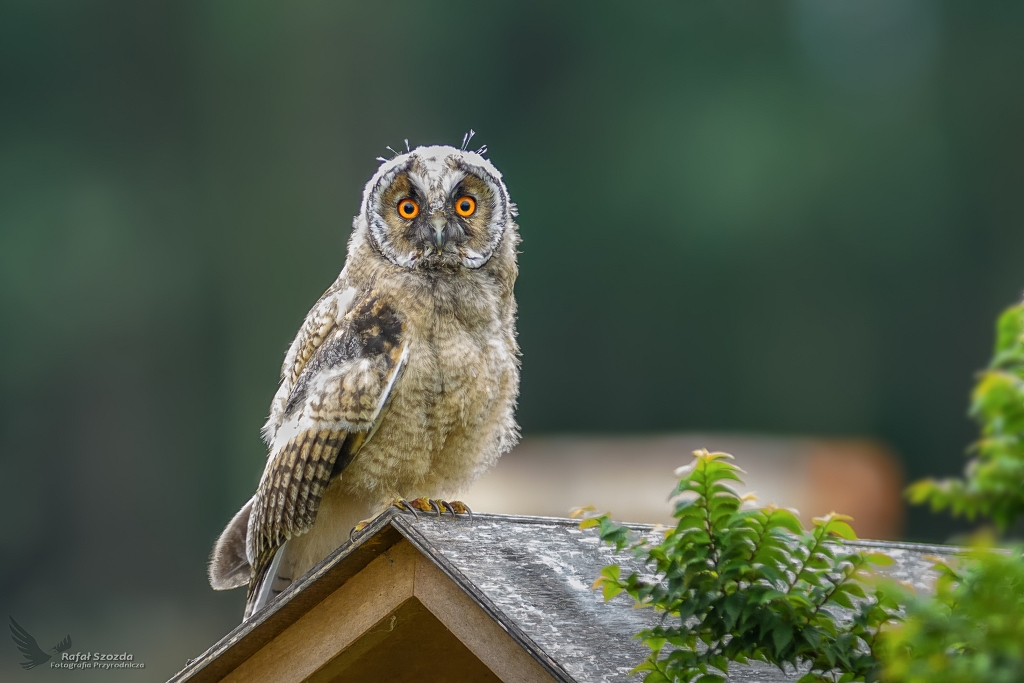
[284,295,404,415]
[349,296,403,356]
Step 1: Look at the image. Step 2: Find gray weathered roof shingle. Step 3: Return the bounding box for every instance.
[171,511,958,683]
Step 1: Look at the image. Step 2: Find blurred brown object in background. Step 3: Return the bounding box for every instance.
[803,439,905,542]
[461,434,904,540]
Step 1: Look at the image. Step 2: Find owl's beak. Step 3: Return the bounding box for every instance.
[429,215,448,251]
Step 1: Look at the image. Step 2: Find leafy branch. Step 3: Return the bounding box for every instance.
[581,298,1024,682]
[878,539,1024,683]
[907,302,1024,531]
[578,449,900,683]
[884,298,1024,682]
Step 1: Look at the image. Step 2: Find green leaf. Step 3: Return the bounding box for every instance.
[602,582,623,601]
[829,591,854,609]
[709,654,729,673]
[642,671,671,683]
[767,509,804,535]
[864,552,895,566]
[994,303,1024,356]
[645,636,666,653]
[825,521,857,541]
[771,624,793,654]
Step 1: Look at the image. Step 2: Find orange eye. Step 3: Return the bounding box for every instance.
[397,198,419,219]
[454,196,476,217]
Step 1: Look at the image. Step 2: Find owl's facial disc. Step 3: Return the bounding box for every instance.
[365,147,509,271]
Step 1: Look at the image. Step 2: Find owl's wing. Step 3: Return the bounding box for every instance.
[262,284,357,444]
[245,294,408,609]
[210,286,349,593]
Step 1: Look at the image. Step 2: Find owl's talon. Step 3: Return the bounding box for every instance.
[406,497,440,515]
[390,498,420,518]
[350,519,373,542]
[450,500,473,520]
[382,497,474,526]
[425,499,472,519]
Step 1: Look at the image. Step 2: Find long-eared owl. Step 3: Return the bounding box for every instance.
[207,144,520,619]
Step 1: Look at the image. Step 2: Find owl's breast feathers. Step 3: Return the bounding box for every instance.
[245,285,409,603]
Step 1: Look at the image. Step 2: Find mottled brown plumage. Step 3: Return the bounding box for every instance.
[208,144,520,619]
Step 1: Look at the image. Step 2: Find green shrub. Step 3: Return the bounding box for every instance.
[879,540,1024,683]
[582,299,1024,681]
[578,449,901,683]
[907,302,1024,531]
[884,299,1024,682]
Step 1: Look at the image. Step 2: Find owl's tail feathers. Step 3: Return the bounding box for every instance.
[209,497,254,591]
[243,543,290,620]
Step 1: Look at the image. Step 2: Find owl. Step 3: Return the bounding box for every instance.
[207,144,520,619]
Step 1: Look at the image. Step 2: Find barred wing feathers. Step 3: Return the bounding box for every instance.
[245,294,408,606]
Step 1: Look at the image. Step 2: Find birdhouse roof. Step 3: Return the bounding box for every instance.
[169,511,957,683]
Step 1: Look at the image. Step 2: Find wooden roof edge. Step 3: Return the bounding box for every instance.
[167,509,405,683]
[168,510,578,683]
[167,511,962,683]
[391,514,577,683]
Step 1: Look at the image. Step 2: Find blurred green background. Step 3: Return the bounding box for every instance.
[1,0,1023,679]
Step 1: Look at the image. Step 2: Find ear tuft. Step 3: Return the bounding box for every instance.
[209,497,253,590]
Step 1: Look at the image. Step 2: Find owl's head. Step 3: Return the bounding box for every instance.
[357,145,515,271]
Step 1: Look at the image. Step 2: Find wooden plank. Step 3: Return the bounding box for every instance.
[213,537,556,683]
[223,541,418,683]
[414,551,559,683]
[306,598,503,683]
[168,514,404,683]
[394,516,575,683]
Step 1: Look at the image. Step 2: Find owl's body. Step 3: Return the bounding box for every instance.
[208,145,520,618]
